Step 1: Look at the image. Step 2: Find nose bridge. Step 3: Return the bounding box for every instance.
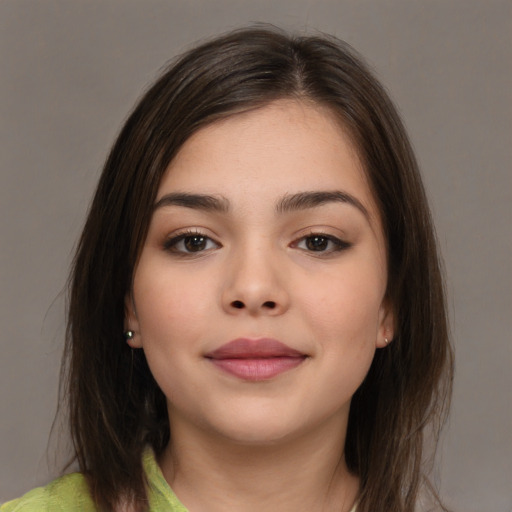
[222,235,289,315]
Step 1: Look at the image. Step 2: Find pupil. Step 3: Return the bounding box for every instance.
[185,236,206,252]
[307,236,328,251]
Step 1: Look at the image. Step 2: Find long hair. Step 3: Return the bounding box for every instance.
[63,26,453,511]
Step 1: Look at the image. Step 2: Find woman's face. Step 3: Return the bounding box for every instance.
[127,100,393,444]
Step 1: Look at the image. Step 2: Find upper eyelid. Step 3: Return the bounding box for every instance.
[163,227,218,240]
[160,224,351,245]
[163,229,345,239]
[293,233,350,245]
[163,229,218,245]
[291,227,350,242]
[162,231,221,254]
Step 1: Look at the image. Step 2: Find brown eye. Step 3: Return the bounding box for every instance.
[164,232,220,254]
[293,233,351,254]
[184,235,208,252]
[305,235,330,251]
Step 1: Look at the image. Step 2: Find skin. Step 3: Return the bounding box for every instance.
[126,100,394,512]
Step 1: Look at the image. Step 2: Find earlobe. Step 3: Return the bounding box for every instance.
[124,294,142,348]
[377,299,395,348]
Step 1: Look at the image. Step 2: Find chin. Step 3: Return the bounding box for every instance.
[217,424,299,446]
[205,408,317,447]
[206,399,353,450]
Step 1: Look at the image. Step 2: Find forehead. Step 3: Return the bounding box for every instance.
[157,100,378,219]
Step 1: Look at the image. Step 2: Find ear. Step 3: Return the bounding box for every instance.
[124,293,142,348]
[376,298,395,348]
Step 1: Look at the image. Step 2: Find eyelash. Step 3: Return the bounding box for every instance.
[162,230,351,255]
[163,230,221,255]
[292,232,352,254]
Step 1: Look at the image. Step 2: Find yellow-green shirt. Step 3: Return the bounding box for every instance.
[1,450,187,511]
[2,451,357,511]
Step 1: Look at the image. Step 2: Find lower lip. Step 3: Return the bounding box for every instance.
[209,356,305,381]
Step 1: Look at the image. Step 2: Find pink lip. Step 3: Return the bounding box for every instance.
[205,338,307,381]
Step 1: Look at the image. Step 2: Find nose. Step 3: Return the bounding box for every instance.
[221,243,290,316]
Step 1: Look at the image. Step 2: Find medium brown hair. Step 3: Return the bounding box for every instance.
[63,26,453,511]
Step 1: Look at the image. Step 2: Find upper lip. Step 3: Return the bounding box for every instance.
[205,338,306,359]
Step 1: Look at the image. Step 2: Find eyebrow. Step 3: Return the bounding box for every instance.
[153,190,369,219]
[154,193,229,212]
[276,191,369,218]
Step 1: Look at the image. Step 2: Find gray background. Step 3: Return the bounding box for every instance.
[1,1,511,510]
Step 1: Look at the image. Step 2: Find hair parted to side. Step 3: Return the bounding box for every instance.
[63,25,453,511]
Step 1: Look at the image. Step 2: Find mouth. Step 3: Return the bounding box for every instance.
[204,338,308,381]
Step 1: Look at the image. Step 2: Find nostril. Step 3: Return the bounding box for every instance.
[231,300,245,309]
[262,301,276,309]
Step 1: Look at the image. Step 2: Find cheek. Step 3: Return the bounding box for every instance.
[134,261,215,335]
[304,271,384,334]
[298,264,385,382]
[132,267,208,394]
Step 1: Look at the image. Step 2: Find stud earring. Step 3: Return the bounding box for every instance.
[384,337,390,345]
[124,330,135,340]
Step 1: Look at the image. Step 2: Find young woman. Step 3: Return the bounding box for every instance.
[2,26,453,512]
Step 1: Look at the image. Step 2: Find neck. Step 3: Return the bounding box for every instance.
[159,412,359,512]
